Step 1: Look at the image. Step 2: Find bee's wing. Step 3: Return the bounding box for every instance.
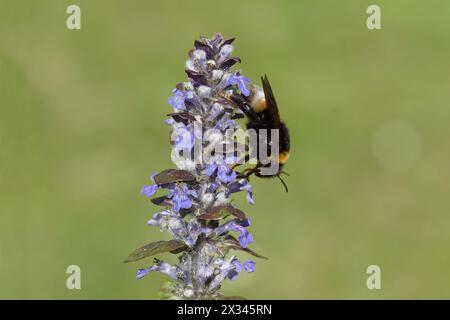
[261,74,282,128]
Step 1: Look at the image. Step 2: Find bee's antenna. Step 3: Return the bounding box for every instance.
[277,174,289,193]
[280,170,290,177]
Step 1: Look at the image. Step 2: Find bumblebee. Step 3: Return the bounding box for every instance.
[233,75,291,192]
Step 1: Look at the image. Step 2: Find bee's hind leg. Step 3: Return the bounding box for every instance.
[236,165,261,179]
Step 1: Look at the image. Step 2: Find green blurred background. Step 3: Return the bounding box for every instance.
[1,0,450,299]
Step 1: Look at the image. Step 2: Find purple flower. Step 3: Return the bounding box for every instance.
[240,181,254,205]
[137,262,178,280]
[217,165,236,183]
[227,269,239,281]
[198,264,214,278]
[209,257,237,290]
[188,49,207,71]
[205,163,217,176]
[232,259,243,273]
[227,259,254,280]
[205,163,237,184]
[227,73,251,96]
[186,219,201,247]
[243,260,256,273]
[147,211,187,241]
[209,33,223,48]
[165,118,175,125]
[167,184,197,212]
[172,124,195,151]
[166,216,186,238]
[140,172,159,198]
[215,219,253,248]
[208,182,219,193]
[218,44,233,63]
[227,179,254,205]
[214,115,236,131]
[197,264,214,287]
[238,231,253,248]
[140,185,158,198]
[205,157,238,184]
[136,268,151,279]
[168,89,194,110]
[207,103,225,121]
[147,210,173,227]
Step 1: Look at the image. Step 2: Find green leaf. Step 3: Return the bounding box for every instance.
[157,281,178,300]
[124,240,187,263]
[197,205,246,220]
[156,281,180,300]
[154,169,196,185]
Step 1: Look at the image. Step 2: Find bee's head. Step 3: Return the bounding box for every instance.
[248,85,267,113]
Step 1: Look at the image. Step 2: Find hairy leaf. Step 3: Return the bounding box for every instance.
[154,169,196,185]
[220,57,241,70]
[124,240,187,263]
[185,70,208,86]
[197,205,245,220]
[150,196,171,206]
[167,112,196,125]
[220,37,236,48]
